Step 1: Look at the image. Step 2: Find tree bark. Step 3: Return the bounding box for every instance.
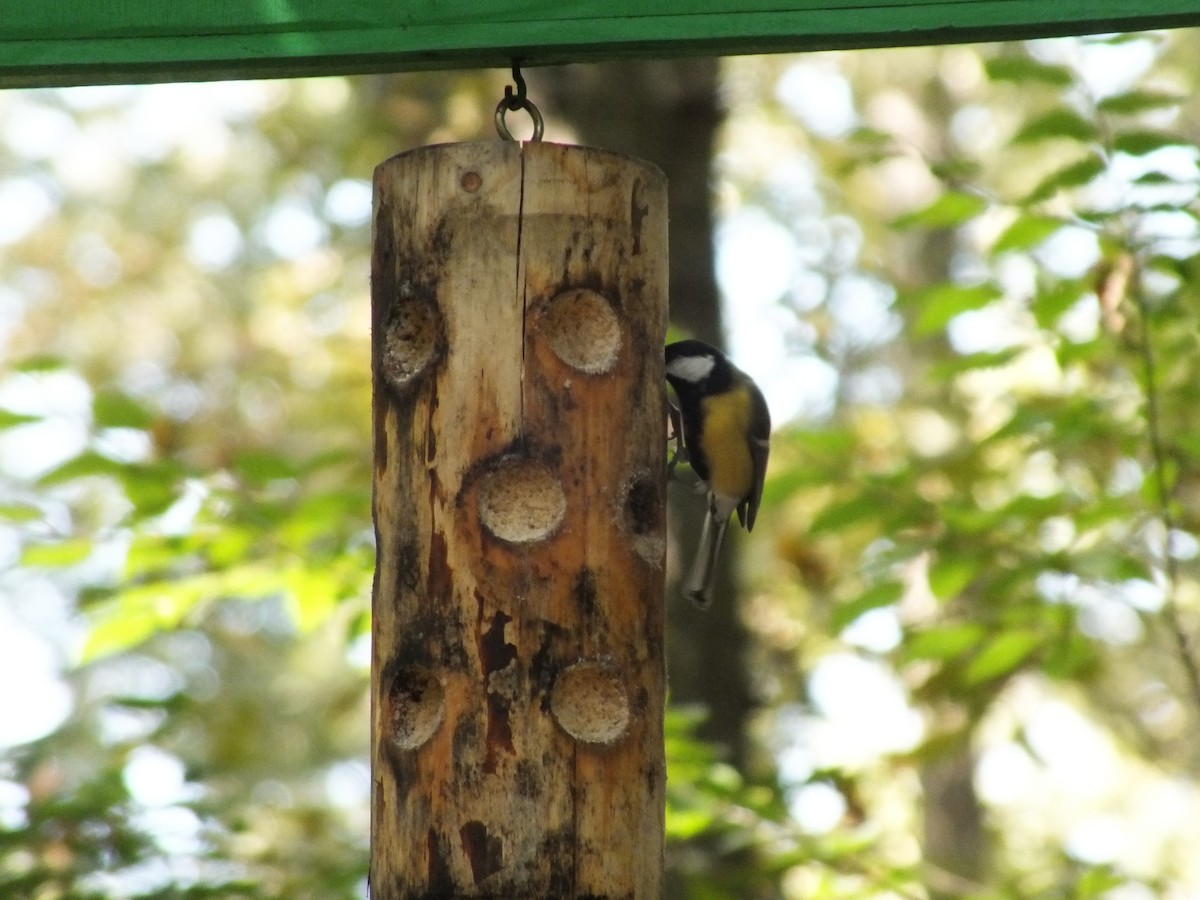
[370,140,668,898]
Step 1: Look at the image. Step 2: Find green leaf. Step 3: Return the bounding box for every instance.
[664,805,717,840]
[1073,551,1153,582]
[0,503,43,522]
[992,215,1064,254]
[809,493,882,534]
[93,390,154,429]
[120,461,185,516]
[283,563,345,632]
[22,538,93,568]
[893,191,987,230]
[11,354,68,372]
[1113,130,1184,156]
[942,349,1024,377]
[985,56,1073,86]
[1098,90,1184,115]
[928,555,978,601]
[930,348,1023,379]
[1012,108,1097,145]
[1174,431,1200,463]
[124,534,193,579]
[1024,154,1106,203]
[909,283,1003,335]
[234,449,297,484]
[1133,171,1180,185]
[832,580,903,632]
[37,450,126,485]
[1042,629,1097,680]
[964,630,1041,684]
[82,563,281,659]
[1032,281,1087,329]
[0,409,40,429]
[903,623,985,661]
[1074,866,1125,898]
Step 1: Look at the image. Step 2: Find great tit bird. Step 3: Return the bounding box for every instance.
[665,339,770,608]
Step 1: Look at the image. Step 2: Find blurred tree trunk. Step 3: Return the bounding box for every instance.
[920,741,986,898]
[906,64,991,882]
[529,59,756,773]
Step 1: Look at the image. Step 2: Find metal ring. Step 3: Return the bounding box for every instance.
[495,96,544,143]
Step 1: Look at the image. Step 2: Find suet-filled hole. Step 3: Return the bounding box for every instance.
[381,295,440,391]
[550,661,630,744]
[385,665,444,750]
[478,459,566,544]
[539,288,621,374]
[621,472,664,566]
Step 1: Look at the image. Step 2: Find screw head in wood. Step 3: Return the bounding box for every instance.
[460,170,483,193]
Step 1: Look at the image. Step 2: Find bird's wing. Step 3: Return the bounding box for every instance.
[740,389,771,531]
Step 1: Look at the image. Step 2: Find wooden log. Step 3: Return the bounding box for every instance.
[370,140,668,899]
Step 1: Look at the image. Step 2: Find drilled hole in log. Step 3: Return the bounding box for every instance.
[550,661,630,744]
[385,665,444,750]
[621,472,664,566]
[381,296,440,390]
[478,459,566,544]
[539,288,621,374]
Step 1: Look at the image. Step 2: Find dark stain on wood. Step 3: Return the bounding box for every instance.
[477,598,516,773]
[630,176,649,256]
[573,567,599,618]
[426,828,454,895]
[426,529,451,604]
[459,820,504,885]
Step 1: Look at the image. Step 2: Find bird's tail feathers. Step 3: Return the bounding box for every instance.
[682,507,729,609]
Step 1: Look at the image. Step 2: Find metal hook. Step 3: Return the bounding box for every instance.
[495,60,544,142]
[503,62,527,109]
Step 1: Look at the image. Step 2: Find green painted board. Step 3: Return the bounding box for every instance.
[2,0,1200,87]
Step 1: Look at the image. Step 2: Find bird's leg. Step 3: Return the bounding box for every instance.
[667,404,688,477]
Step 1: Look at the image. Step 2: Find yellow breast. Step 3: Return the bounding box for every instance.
[698,390,754,502]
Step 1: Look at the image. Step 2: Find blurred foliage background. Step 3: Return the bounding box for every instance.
[4,28,1200,900]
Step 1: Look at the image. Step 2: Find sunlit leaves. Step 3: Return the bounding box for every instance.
[1031,280,1087,329]
[903,623,986,662]
[747,37,1200,897]
[37,449,126,485]
[92,390,154,429]
[985,55,1073,86]
[1097,90,1184,115]
[963,629,1042,683]
[37,450,185,517]
[1023,153,1106,203]
[1012,108,1098,145]
[1112,130,1186,156]
[928,555,978,601]
[21,537,93,567]
[809,492,887,534]
[906,282,1003,335]
[831,580,903,632]
[233,448,298,484]
[0,408,40,429]
[892,190,987,229]
[992,214,1065,254]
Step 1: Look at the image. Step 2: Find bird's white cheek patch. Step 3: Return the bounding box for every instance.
[667,354,715,382]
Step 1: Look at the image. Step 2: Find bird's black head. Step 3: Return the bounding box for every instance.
[665,339,733,397]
